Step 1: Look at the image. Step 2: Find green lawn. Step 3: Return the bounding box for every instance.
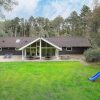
[0,61,100,100]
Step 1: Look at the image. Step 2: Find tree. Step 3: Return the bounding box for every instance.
[93,0,100,8]
[67,11,82,36]
[0,0,18,18]
[50,16,64,36]
[80,5,92,37]
[80,5,91,17]
[0,21,5,36]
[28,16,35,36]
[90,6,100,47]
[0,0,18,37]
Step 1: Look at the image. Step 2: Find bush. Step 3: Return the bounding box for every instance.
[84,48,100,62]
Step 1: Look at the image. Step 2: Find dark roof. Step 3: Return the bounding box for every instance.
[0,37,36,48]
[46,37,91,47]
[0,36,91,48]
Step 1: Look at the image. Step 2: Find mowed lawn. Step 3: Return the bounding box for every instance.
[0,61,100,100]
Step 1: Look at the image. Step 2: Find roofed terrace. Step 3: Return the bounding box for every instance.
[19,38,62,60]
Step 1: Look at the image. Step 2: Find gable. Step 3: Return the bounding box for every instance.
[19,38,62,50]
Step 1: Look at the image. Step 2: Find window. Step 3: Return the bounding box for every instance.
[16,39,20,43]
[0,47,2,51]
[66,47,72,51]
[15,48,19,51]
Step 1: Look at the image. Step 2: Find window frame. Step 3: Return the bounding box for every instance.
[66,47,72,51]
[15,48,19,51]
[0,47,2,51]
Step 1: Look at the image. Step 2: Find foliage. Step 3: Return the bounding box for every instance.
[90,6,100,47]
[0,21,5,36]
[0,0,18,18]
[67,11,82,36]
[0,3,100,48]
[80,5,92,37]
[84,48,100,62]
[0,4,93,38]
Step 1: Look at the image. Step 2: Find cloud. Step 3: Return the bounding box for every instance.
[40,0,90,19]
[4,0,40,18]
[38,0,71,19]
[88,0,100,10]
[4,0,100,20]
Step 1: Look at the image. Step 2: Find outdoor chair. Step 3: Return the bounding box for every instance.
[26,56,33,60]
[8,54,12,58]
[4,54,8,59]
[45,56,51,60]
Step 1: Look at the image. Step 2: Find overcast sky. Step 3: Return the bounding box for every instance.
[4,0,98,20]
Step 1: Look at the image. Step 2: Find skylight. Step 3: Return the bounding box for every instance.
[16,39,20,43]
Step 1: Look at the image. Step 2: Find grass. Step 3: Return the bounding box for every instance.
[0,61,100,100]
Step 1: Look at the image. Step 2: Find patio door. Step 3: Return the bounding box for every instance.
[36,46,40,57]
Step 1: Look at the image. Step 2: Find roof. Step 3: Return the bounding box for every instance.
[0,37,37,48]
[19,37,62,50]
[0,36,91,49]
[45,37,91,47]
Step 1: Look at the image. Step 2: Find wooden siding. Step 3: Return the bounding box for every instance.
[59,47,89,55]
[0,48,22,55]
[0,47,89,56]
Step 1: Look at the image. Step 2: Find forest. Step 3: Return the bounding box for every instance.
[0,1,100,48]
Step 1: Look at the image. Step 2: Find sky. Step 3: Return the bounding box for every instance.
[4,0,99,20]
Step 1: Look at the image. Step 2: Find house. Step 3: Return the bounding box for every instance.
[0,36,91,60]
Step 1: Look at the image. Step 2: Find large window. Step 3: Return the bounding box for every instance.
[41,40,56,57]
[31,48,36,56]
[42,47,55,57]
[25,40,56,57]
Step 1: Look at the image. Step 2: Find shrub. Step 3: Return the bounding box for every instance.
[84,48,100,62]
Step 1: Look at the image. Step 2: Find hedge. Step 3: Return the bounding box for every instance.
[84,48,100,62]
